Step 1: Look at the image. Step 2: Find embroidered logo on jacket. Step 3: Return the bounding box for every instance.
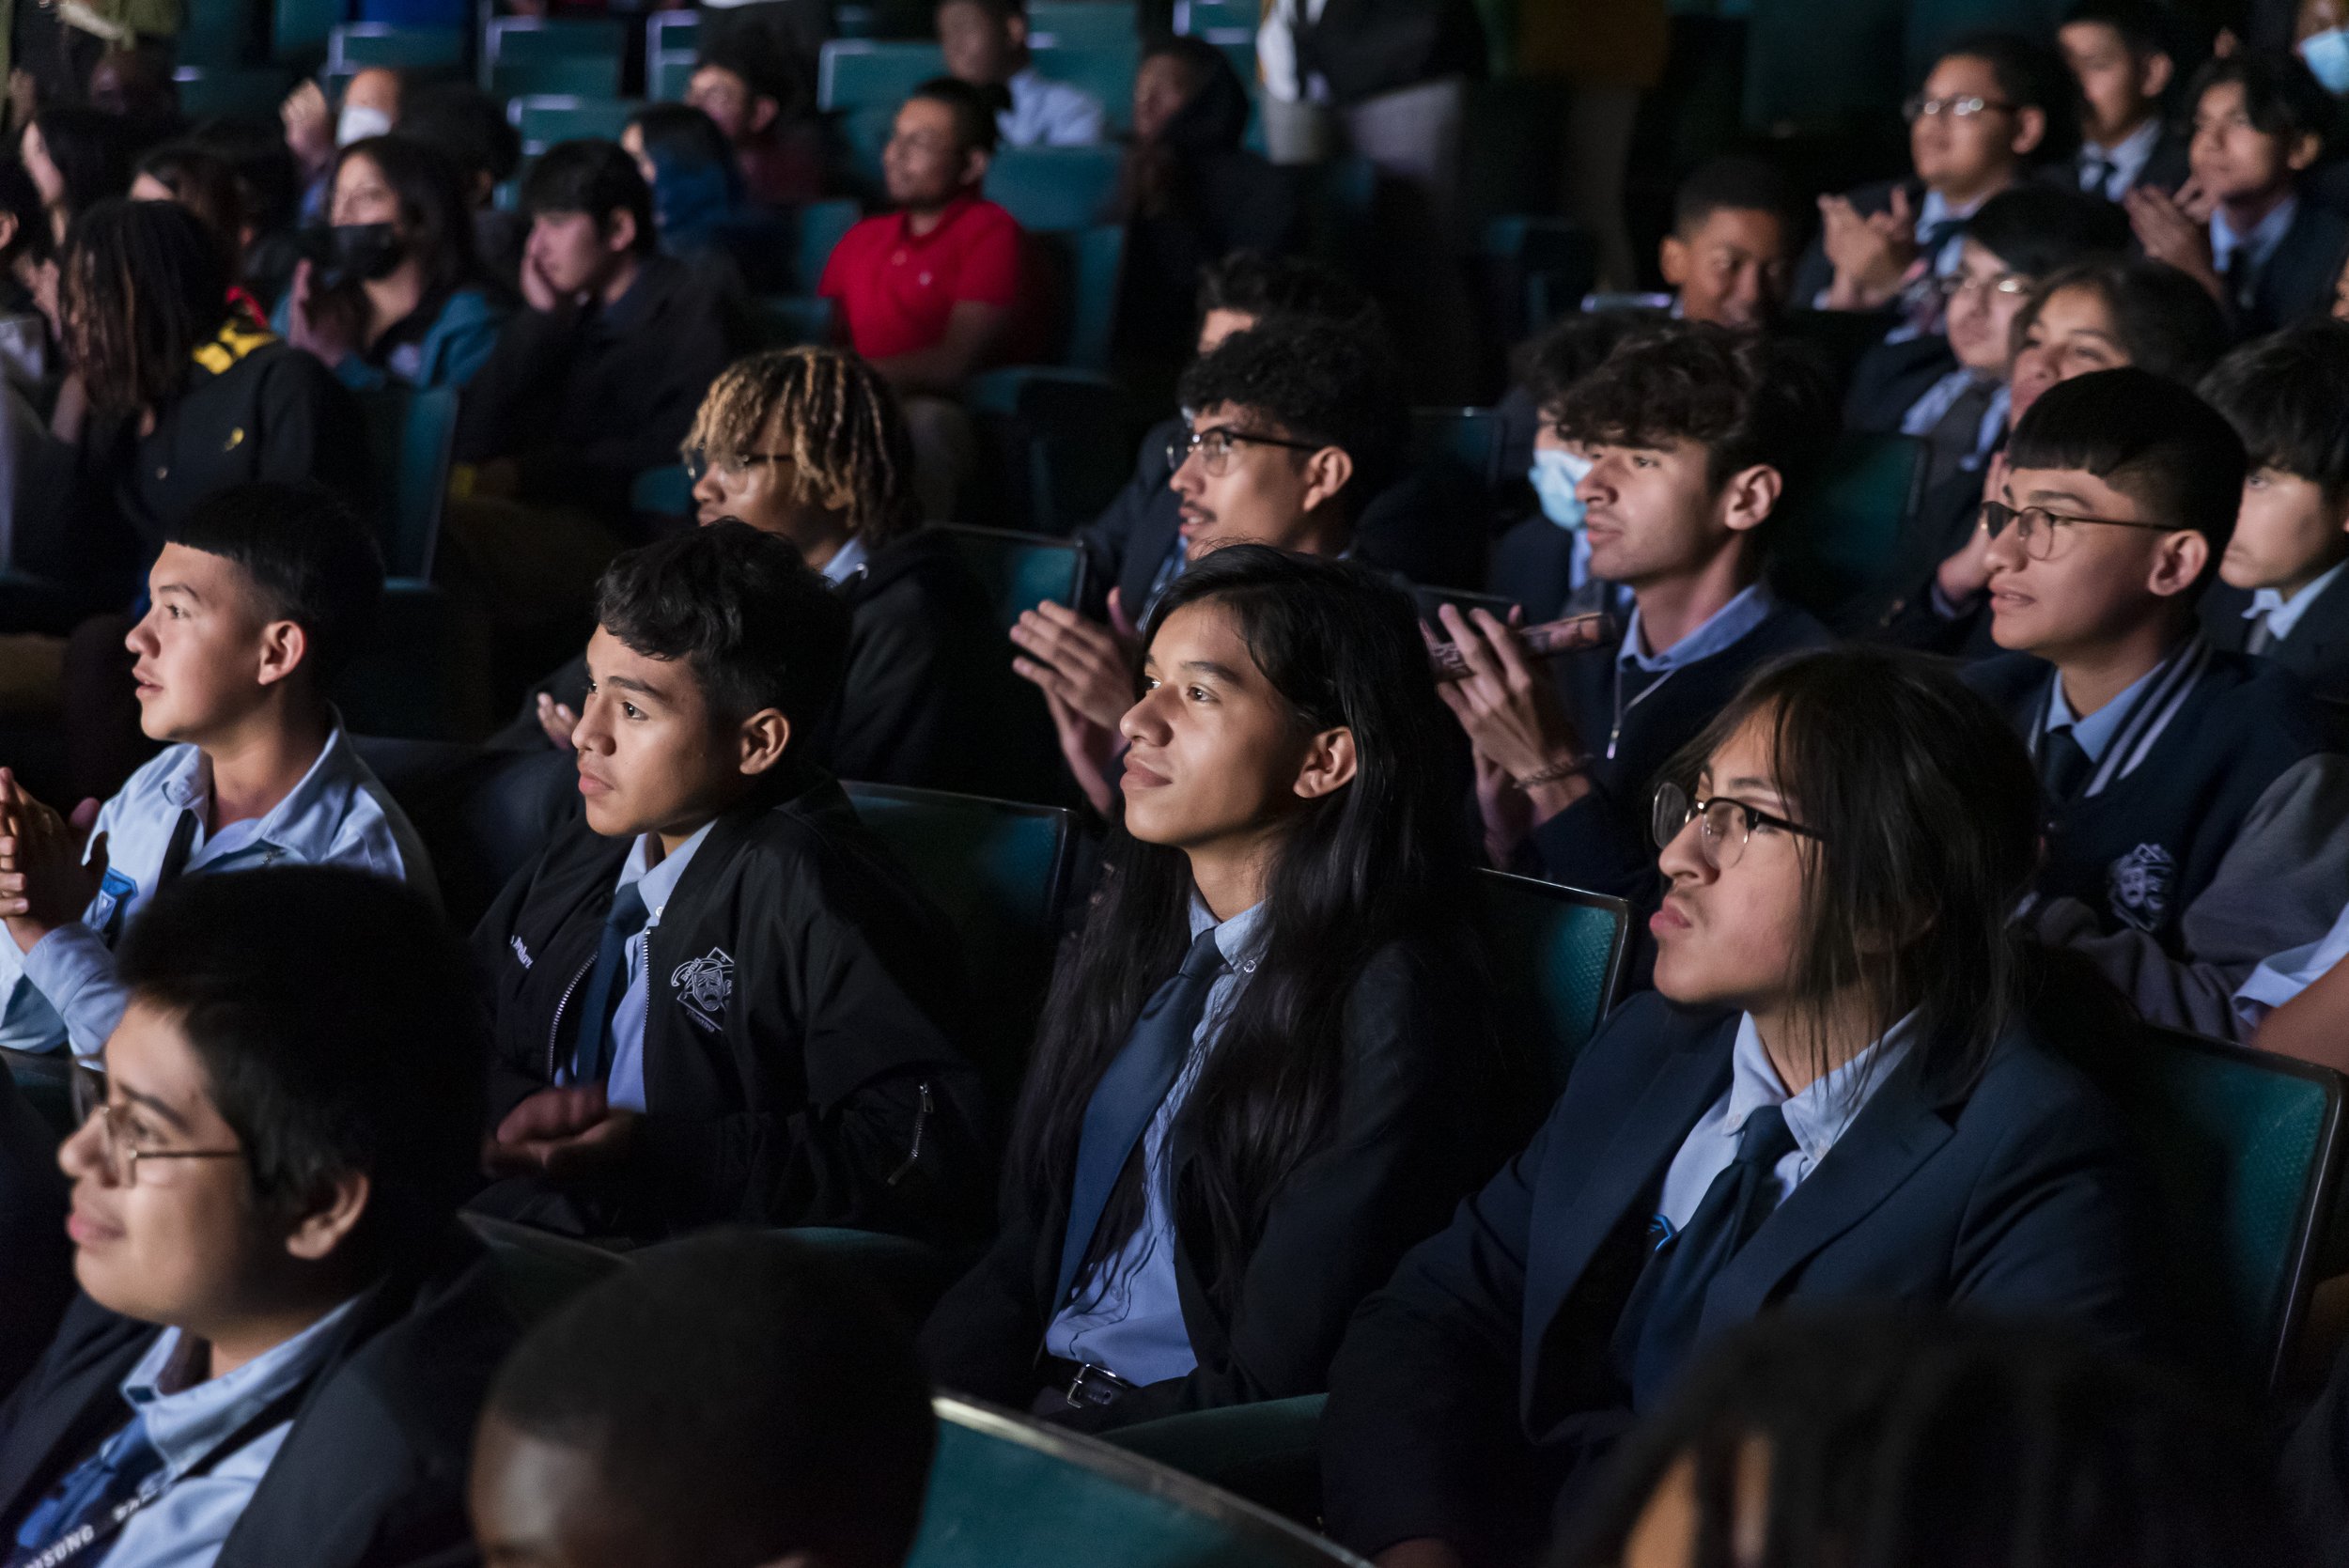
[671,948,735,1031]
[2108,843,2178,932]
[509,935,533,969]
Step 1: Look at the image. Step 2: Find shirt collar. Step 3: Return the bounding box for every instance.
[2248,554,2349,642]
[2212,194,2299,273]
[158,723,366,864]
[615,818,717,927]
[896,192,981,246]
[2088,116,2162,179]
[2045,654,2170,764]
[1618,581,1778,675]
[1723,1010,1920,1169]
[818,534,870,586]
[120,1296,363,1484]
[1186,894,1269,976]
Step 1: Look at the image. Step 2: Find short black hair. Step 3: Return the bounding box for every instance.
[488,1232,936,1568]
[2006,365,2245,564]
[182,116,302,235]
[2188,49,2334,153]
[593,519,852,728]
[1520,309,1651,418]
[165,482,385,683]
[907,75,1001,156]
[1932,30,2077,163]
[695,31,808,116]
[2030,257,2229,387]
[116,867,486,1267]
[1193,249,1378,334]
[1553,321,1840,524]
[1962,184,2129,279]
[1672,154,1797,236]
[396,83,522,188]
[2061,0,2184,61]
[1176,317,1408,510]
[937,0,1025,21]
[2200,321,2349,495]
[0,158,49,269]
[521,138,656,254]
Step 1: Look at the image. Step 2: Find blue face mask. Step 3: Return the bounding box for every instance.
[2303,26,2349,94]
[1530,446,1593,531]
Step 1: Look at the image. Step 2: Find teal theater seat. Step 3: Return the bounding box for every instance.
[1768,431,1927,634]
[328,23,465,71]
[172,66,297,120]
[508,95,643,157]
[797,197,863,290]
[820,39,948,111]
[1028,1,1140,48]
[338,387,475,739]
[483,18,626,98]
[1478,869,1632,1092]
[988,145,1123,233]
[910,1398,1372,1568]
[1028,40,1140,132]
[1410,407,1504,491]
[935,524,1087,629]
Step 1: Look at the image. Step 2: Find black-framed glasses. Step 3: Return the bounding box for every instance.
[682,448,793,485]
[1166,424,1325,478]
[71,1064,243,1188]
[1934,270,2030,302]
[1903,92,2015,121]
[1652,781,1825,870]
[1978,499,2180,561]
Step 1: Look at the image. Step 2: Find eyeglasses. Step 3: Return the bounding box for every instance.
[1166,424,1325,478]
[682,449,792,485]
[71,1064,243,1187]
[1903,92,2015,122]
[1934,271,2031,303]
[1978,499,2181,560]
[1652,781,1825,870]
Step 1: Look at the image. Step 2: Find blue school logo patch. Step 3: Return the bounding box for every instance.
[2108,843,2177,933]
[671,948,735,1032]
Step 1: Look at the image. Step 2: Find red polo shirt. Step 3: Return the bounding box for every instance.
[818,194,1023,361]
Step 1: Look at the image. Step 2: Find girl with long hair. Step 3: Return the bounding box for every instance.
[922,545,1524,1429]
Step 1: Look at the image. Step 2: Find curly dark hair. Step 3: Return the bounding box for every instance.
[1175,317,1407,511]
[1553,320,1838,506]
[1193,250,1380,334]
[1518,310,1653,421]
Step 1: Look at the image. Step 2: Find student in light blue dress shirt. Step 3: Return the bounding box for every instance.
[936,0,1108,148]
[0,484,429,1062]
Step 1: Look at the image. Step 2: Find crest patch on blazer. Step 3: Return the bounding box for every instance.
[671,948,735,1031]
[2107,843,2177,933]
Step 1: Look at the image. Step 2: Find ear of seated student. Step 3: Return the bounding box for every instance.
[1962,368,2349,1042]
[1564,1308,2293,1568]
[473,521,988,1245]
[0,481,431,1063]
[1320,647,2157,1568]
[2196,321,2349,704]
[472,1231,935,1568]
[1439,323,1836,908]
[500,347,1062,805]
[925,547,1533,1431]
[0,867,514,1568]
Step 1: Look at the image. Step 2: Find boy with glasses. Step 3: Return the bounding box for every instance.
[0,867,515,1568]
[1966,367,2349,1040]
[1795,33,2063,315]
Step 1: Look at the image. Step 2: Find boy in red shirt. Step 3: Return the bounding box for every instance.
[819,78,1021,516]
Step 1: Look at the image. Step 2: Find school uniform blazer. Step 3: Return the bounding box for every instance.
[2201,575,2349,705]
[0,1065,70,1402]
[919,935,1526,1432]
[1526,598,1832,906]
[474,771,989,1244]
[2040,127,2192,200]
[0,1232,521,1568]
[2234,199,2349,339]
[1320,992,2156,1564]
[1842,333,1960,437]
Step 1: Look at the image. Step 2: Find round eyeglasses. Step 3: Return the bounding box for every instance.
[1978,499,2180,561]
[1652,781,1826,870]
[1903,92,2015,121]
[70,1063,243,1187]
[681,449,793,485]
[1165,425,1324,479]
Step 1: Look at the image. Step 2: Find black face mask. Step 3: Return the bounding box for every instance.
[312,223,403,290]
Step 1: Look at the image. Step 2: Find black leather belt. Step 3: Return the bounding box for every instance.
[1039,1355,1137,1410]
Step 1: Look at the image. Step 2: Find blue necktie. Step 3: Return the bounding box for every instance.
[1615,1102,1799,1408]
[570,882,648,1087]
[1053,924,1229,1311]
[8,1414,163,1566]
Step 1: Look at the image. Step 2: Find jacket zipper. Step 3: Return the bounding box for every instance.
[545,956,594,1080]
[887,1080,935,1187]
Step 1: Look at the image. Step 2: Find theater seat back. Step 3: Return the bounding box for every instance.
[910,1397,1371,1567]
[1477,870,1632,1093]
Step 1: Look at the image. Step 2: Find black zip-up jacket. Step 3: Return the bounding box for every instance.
[473,771,990,1245]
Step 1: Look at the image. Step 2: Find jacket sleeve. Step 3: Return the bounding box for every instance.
[1065,949,1501,1429]
[1527,777,1657,907]
[257,352,370,512]
[453,307,573,465]
[1071,427,1171,619]
[920,1188,1057,1405]
[2030,755,2349,1041]
[1321,1112,1552,1559]
[831,598,959,789]
[511,289,735,509]
[472,862,552,1128]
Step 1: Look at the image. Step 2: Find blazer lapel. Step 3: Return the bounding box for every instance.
[1698,1051,1957,1334]
[0,1313,155,1527]
[1520,1019,1735,1387]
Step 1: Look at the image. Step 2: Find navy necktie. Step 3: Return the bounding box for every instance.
[1615,1102,1799,1407]
[8,1414,163,1567]
[2040,725,2093,804]
[570,881,648,1087]
[1053,924,1229,1311]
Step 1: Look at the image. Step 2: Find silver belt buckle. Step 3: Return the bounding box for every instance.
[1063,1361,1134,1409]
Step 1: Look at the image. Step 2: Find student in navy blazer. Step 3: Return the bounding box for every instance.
[1321,647,2156,1568]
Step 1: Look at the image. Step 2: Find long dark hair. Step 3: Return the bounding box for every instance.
[1664,646,2039,1091]
[1558,1307,2292,1568]
[1010,546,1480,1309]
[61,199,229,416]
[331,133,482,298]
[1119,35,1250,224]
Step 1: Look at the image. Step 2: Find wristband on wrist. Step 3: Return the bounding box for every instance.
[1512,758,1586,789]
